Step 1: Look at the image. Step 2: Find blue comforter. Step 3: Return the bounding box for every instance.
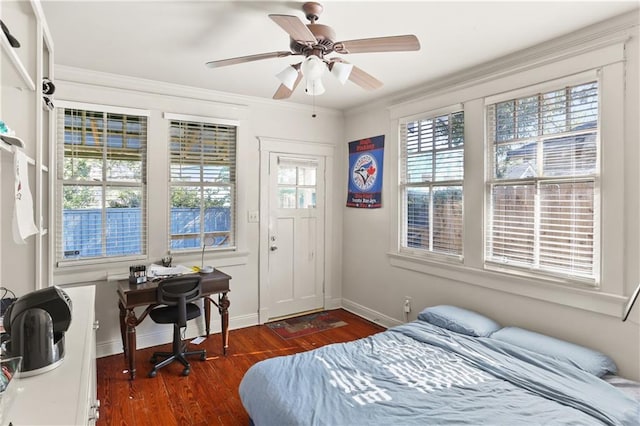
[239,321,640,425]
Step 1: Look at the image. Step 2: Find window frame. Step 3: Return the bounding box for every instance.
[398,104,465,261]
[55,102,150,267]
[484,75,601,285]
[166,113,238,254]
[388,42,626,317]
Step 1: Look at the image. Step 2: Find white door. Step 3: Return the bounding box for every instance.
[265,153,325,320]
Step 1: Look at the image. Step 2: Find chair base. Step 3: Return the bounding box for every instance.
[148,325,206,378]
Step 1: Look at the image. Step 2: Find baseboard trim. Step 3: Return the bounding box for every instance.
[340,298,402,329]
[96,303,398,358]
[324,297,342,310]
[96,312,259,358]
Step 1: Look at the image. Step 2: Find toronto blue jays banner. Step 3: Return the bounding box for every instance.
[347,135,384,208]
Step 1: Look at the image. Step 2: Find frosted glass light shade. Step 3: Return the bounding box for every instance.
[276,65,299,90]
[331,62,353,85]
[301,55,325,81]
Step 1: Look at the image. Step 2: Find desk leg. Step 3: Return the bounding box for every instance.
[118,300,127,358]
[219,292,230,355]
[204,298,211,337]
[125,309,138,380]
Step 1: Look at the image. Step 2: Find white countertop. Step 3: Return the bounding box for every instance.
[3,285,96,425]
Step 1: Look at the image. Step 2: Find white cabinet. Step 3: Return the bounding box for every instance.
[1,0,54,295]
[4,285,99,425]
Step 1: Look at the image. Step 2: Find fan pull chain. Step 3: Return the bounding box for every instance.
[312,91,317,118]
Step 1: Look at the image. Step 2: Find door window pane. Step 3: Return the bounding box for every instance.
[278,187,296,208]
[277,158,318,209]
[297,188,316,208]
[278,166,297,185]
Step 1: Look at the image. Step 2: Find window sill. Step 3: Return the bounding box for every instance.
[169,248,249,269]
[54,250,249,285]
[387,252,626,319]
[57,254,148,268]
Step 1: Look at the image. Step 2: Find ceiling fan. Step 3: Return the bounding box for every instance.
[205,2,420,100]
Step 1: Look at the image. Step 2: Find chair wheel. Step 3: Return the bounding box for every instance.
[200,353,206,361]
[148,370,157,378]
[182,368,190,376]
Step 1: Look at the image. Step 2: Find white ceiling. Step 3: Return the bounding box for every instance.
[40,1,639,111]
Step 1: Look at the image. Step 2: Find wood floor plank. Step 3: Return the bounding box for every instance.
[97,309,384,425]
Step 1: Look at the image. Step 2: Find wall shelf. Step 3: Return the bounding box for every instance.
[0,134,24,148]
[1,0,55,292]
[0,138,35,165]
[1,34,36,91]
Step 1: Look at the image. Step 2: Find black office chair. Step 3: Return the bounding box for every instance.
[148,275,207,377]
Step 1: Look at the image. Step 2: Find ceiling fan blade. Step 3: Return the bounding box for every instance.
[206,51,293,68]
[348,65,383,91]
[273,71,303,100]
[269,14,317,44]
[333,35,420,54]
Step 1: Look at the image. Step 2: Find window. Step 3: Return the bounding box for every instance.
[399,110,464,257]
[168,119,236,251]
[486,81,599,282]
[56,107,147,262]
[277,157,317,209]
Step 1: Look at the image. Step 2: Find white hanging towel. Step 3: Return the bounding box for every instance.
[12,146,39,244]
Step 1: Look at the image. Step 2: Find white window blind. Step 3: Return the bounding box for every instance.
[486,81,599,282]
[56,108,147,263]
[400,110,464,257]
[168,119,236,251]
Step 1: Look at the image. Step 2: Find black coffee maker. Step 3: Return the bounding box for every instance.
[2,286,72,376]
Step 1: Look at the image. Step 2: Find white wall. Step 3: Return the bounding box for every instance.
[341,13,640,380]
[48,66,345,356]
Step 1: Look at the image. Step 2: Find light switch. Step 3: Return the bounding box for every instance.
[248,210,259,223]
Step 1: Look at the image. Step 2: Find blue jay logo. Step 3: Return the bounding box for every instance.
[352,154,377,191]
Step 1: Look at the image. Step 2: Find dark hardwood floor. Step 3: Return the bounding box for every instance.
[96,309,385,426]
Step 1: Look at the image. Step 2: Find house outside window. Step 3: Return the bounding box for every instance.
[485,81,599,283]
[168,118,236,251]
[56,107,148,263]
[399,109,464,258]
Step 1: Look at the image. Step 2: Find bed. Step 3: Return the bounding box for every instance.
[239,305,640,425]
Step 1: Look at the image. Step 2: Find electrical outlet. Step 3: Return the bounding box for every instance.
[403,297,412,313]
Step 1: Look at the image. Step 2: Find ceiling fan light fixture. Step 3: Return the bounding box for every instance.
[276,65,299,90]
[300,55,325,81]
[207,3,420,101]
[305,78,325,96]
[331,61,353,85]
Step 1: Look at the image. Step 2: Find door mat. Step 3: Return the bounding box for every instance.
[266,311,348,340]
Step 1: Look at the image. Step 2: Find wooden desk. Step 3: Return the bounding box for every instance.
[117,269,231,380]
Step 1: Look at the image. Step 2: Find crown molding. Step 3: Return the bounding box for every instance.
[54,65,342,117]
[346,9,639,117]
